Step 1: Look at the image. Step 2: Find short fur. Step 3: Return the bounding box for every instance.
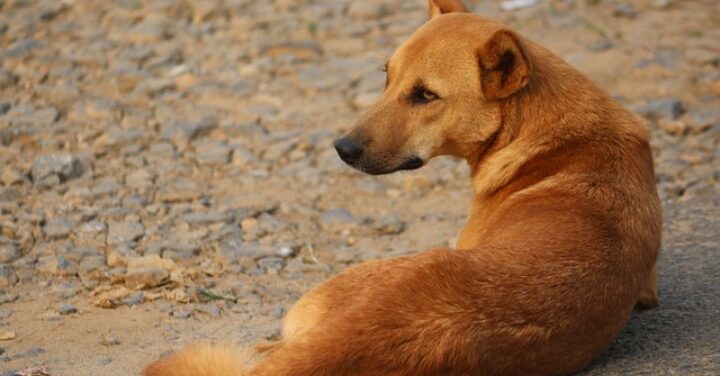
[144,1,661,375]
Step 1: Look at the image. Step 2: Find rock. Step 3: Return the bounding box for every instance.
[347,1,388,20]
[377,215,406,235]
[0,308,12,320]
[0,331,15,340]
[177,211,231,226]
[0,244,21,263]
[123,291,144,306]
[36,255,78,276]
[0,265,17,287]
[275,245,299,258]
[613,3,638,18]
[195,304,221,318]
[31,154,84,183]
[319,208,357,228]
[257,257,286,272]
[58,303,77,315]
[631,99,684,121]
[0,187,22,202]
[161,118,216,144]
[0,69,18,90]
[124,268,169,289]
[98,356,113,366]
[78,255,108,281]
[157,179,202,202]
[216,237,273,263]
[194,139,232,165]
[100,335,121,347]
[107,221,145,245]
[171,310,192,319]
[0,293,18,304]
[263,139,298,162]
[44,217,75,239]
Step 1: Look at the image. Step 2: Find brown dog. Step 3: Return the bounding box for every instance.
[144,0,661,375]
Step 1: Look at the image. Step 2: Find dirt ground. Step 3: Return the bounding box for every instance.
[0,0,718,375]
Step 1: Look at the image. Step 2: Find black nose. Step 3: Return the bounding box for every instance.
[334,138,363,164]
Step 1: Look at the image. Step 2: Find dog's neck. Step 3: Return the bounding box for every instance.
[467,41,618,200]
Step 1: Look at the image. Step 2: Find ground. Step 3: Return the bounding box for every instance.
[0,0,718,375]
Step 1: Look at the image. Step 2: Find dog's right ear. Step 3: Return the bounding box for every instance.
[477,30,532,100]
[428,0,469,20]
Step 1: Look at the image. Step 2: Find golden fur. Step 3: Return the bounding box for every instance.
[144,1,661,375]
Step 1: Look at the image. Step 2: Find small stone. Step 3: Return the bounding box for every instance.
[0,244,21,263]
[36,255,78,276]
[0,187,22,203]
[257,257,286,272]
[269,305,285,319]
[123,291,144,306]
[171,310,192,319]
[195,304,221,318]
[157,179,202,202]
[161,118,216,143]
[0,330,15,340]
[262,139,298,162]
[0,293,18,304]
[0,265,17,287]
[107,221,145,245]
[100,335,121,347]
[79,255,108,281]
[613,3,638,18]
[216,237,272,263]
[98,356,113,366]
[58,303,77,315]
[378,215,406,235]
[31,154,84,183]
[0,308,12,320]
[319,208,357,228]
[274,245,299,258]
[588,39,613,52]
[124,268,169,289]
[44,217,75,239]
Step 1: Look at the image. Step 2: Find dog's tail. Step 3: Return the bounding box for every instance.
[143,343,254,376]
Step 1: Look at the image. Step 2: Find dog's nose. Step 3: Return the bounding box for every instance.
[334,138,363,163]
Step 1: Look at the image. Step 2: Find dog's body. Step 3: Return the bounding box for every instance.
[144,1,661,375]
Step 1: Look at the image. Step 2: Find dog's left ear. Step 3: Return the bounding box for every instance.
[428,0,468,20]
[478,30,532,100]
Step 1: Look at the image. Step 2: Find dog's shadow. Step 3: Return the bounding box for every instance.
[583,242,720,374]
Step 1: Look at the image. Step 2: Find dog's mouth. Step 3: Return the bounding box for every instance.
[351,156,424,176]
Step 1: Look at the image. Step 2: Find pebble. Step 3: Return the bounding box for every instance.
[123,291,144,306]
[0,244,21,263]
[58,303,78,315]
[613,3,638,18]
[107,221,145,245]
[0,265,17,287]
[0,293,18,304]
[171,310,192,319]
[44,217,75,239]
[100,335,121,347]
[36,255,78,276]
[319,208,358,228]
[31,154,84,183]
[124,267,169,289]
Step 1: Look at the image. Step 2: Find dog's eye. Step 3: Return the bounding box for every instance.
[410,86,439,104]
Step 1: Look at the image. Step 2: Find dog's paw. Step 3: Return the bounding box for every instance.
[634,292,659,310]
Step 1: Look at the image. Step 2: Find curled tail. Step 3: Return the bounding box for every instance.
[143,343,254,376]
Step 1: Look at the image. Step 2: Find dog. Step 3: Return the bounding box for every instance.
[144,0,661,374]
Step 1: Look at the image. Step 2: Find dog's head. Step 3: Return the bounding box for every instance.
[335,0,531,175]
